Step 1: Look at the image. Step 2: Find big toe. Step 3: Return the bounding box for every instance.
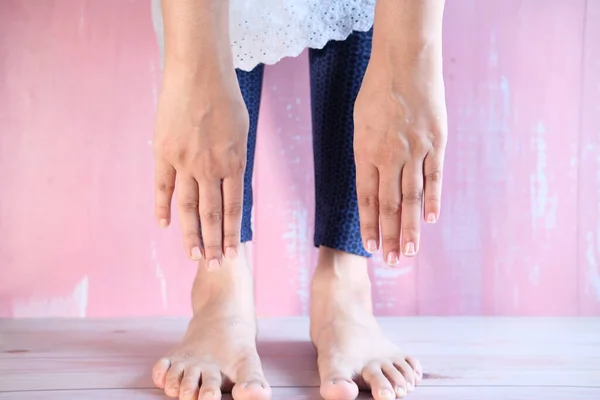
[320,378,359,400]
[318,353,359,400]
[232,354,271,400]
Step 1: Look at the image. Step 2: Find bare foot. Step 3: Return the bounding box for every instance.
[152,247,271,400]
[310,247,422,400]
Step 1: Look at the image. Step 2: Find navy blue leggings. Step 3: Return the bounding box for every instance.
[238,30,372,257]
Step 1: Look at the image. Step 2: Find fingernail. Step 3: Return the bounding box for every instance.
[380,388,394,399]
[427,212,437,224]
[366,239,378,253]
[158,218,169,228]
[395,386,406,397]
[386,251,399,266]
[208,258,220,270]
[404,242,416,256]
[224,246,237,260]
[191,247,202,260]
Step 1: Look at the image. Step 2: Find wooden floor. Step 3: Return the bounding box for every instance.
[0,318,599,399]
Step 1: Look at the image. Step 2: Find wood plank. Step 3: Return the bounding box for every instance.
[419,0,584,315]
[1,387,599,400]
[1,318,598,391]
[578,0,600,315]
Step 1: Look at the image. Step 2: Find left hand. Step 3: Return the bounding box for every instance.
[353,49,447,265]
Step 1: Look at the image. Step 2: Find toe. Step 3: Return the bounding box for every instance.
[233,353,271,400]
[318,357,358,400]
[382,363,407,398]
[179,367,201,400]
[362,364,395,400]
[393,358,416,392]
[319,379,359,400]
[199,368,223,400]
[405,355,423,383]
[152,358,171,389]
[164,362,185,398]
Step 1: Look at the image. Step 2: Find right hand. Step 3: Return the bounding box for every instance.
[153,68,249,268]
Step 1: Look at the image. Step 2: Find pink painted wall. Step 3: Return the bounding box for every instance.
[1,0,599,318]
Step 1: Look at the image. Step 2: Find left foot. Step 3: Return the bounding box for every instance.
[310,247,422,400]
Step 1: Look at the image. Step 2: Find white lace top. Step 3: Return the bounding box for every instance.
[151,0,376,71]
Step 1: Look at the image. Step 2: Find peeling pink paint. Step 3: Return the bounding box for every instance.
[0,0,598,317]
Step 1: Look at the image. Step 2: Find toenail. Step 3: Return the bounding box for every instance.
[407,382,414,391]
[243,381,263,388]
[380,388,394,399]
[203,390,216,399]
[395,386,406,397]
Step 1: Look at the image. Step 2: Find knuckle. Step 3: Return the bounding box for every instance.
[201,209,223,224]
[203,244,222,254]
[203,154,221,177]
[360,222,379,233]
[402,190,423,205]
[402,227,419,239]
[409,133,431,155]
[358,193,379,209]
[156,180,175,194]
[184,231,200,242]
[379,199,401,216]
[223,232,239,243]
[381,236,400,250]
[179,200,199,212]
[223,201,243,217]
[426,169,443,183]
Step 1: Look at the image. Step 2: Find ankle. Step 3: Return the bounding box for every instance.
[311,247,373,316]
[191,244,255,313]
[313,247,371,288]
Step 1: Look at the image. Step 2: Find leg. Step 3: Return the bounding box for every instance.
[309,32,422,400]
[152,66,270,400]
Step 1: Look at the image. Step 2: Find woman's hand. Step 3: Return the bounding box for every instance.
[153,69,249,268]
[353,48,447,265]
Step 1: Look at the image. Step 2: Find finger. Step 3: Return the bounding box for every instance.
[221,174,244,260]
[401,161,424,257]
[176,175,202,261]
[154,157,176,228]
[423,149,444,224]
[355,160,380,254]
[378,167,403,266]
[198,179,224,269]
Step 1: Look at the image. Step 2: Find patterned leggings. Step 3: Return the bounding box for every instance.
[239,30,373,257]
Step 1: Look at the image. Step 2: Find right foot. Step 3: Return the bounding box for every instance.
[152,247,271,400]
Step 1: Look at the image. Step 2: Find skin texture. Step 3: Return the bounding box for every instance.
[354,0,447,265]
[151,1,446,399]
[152,245,423,400]
[153,0,249,267]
